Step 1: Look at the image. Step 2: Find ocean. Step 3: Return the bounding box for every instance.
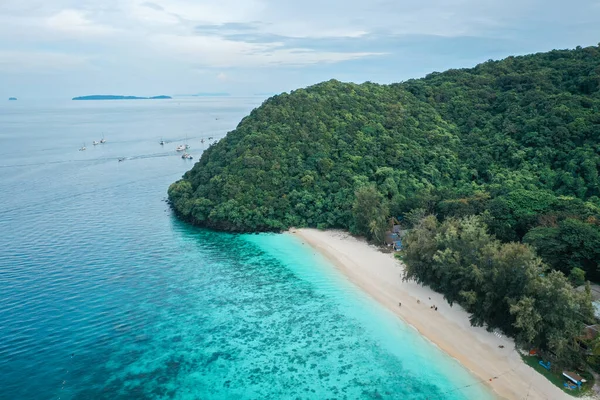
[0,98,494,399]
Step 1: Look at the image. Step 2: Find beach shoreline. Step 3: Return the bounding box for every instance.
[290,228,574,400]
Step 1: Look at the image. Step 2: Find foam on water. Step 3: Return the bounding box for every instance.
[0,98,494,399]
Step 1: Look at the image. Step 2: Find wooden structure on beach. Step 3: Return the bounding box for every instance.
[563,371,585,389]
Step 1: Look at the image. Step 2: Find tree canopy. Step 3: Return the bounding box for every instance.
[402,215,595,368]
[169,45,600,279]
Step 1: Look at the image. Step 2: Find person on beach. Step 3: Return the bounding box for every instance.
[398,302,401,307]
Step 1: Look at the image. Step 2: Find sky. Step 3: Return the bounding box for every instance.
[1,0,599,99]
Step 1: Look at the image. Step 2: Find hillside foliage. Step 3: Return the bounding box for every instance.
[169,45,600,280]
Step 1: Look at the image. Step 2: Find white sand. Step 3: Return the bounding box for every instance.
[291,228,573,400]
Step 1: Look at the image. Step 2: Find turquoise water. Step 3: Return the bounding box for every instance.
[0,99,494,399]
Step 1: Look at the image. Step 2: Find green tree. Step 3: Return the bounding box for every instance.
[403,215,594,367]
[525,219,600,280]
[569,267,586,287]
[352,184,389,243]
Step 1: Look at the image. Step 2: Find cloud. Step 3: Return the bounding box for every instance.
[141,2,165,11]
[148,30,383,68]
[144,0,263,25]
[0,50,91,72]
[128,1,183,27]
[0,0,599,97]
[46,9,116,36]
[0,0,551,71]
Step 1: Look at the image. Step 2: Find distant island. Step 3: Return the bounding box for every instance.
[192,92,230,97]
[72,95,172,100]
[8,97,17,101]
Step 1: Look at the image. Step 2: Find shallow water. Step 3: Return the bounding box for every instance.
[0,98,494,399]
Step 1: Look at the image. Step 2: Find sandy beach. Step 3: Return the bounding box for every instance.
[291,228,574,400]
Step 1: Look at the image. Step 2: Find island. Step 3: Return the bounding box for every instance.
[192,92,230,97]
[169,44,600,394]
[8,97,17,101]
[72,95,172,100]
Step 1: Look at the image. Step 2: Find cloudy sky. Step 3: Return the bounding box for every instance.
[1,0,599,98]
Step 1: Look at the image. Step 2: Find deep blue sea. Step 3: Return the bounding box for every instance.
[0,98,494,399]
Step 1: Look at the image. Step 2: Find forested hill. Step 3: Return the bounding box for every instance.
[169,45,600,278]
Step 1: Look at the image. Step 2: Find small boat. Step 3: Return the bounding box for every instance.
[118,157,125,162]
[159,138,165,145]
[93,140,100,146]
[181,153,193,160]
[79,143,86,151]
[539,360,551,370]
[208,137,213,140]
[176,145,186,152]
[100,135,106,144]
[200,138,205,144]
